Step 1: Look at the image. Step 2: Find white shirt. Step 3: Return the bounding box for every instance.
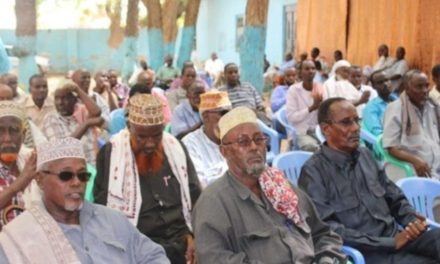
[286,82,324,135]
[373,56,395,71]
[356,84,378,118]
[204,58,224,77]
[386,59,409,92]
[182,127,227,188]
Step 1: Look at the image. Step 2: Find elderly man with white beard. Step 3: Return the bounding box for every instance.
[191,106,346,264]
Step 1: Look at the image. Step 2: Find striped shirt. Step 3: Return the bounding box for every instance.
[182,127,227,188]
[219,82,263,110]
[42,113,96,166]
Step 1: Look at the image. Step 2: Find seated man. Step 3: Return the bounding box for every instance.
[386,47,409,93]
[219,63,270,125]
[108,69,130,108]
[22,74,56,130]
[270,67,297,113]
[72,69,111,122]
[42,82,103,166]
[324,61,371,110]
[182,90,231,188]
[0,101,40,229]
[299,98,440,264]
[166,65,197,111]
[363,71,396,136]
[192,106,345,264]
[94,94,201,264]
[0,137,170,263]
[286,60,324,152]
[92,70,119,112]
[157,55,180,89]
[171,81,205,139]
[429,63,440,104]
[348,65,377,118]
[0,73,24,102]
[383,70,440,179]
[373,44,395,71]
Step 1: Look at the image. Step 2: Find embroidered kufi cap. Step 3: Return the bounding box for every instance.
[128,93,164,126]
[0,101,26,122]
[36,137,86,171]
[217,106,257,140]
[199,90,232,114]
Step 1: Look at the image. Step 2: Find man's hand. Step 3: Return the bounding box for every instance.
[357,91,371,105]
[16,151,37,191]
[394,231,409,250]
[184,234,196,264]
[309,93,323,112]
[411,158,431,177]
[86,117,105,128]
[404,217,427,241]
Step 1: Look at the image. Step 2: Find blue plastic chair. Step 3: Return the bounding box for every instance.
[376,134,415,177]
[342,245,365,264]
[273,151,366,263]
[85,163,96,202]
[257,119,280,165]
[275,106,299,149]
[108,108,126,136]
[397,178,440,228]
[273,150,313,186]
[315,125,325,144]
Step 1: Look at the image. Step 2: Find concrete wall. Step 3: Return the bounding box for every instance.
[196,0,297,67]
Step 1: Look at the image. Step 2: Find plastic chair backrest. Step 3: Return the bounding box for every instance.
[342,245,365,264]
[85,163,96,202]
[360,129,377,146]
[257,119,280,164]
[397,178,440,226]
[376,134,414,177]
[273,151,313,186]
[275,106,298,149]
[315,125,325,143]
[108,108,126,136]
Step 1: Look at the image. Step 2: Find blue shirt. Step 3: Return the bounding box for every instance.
[362,95,396,136]
[270,85,289,113]
[171,99,201,136]
[0,201,170,264]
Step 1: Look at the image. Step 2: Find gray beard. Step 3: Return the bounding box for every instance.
[246,163,266,179]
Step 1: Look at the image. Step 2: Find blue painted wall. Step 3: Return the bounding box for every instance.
[0,28,151,74]
[0,0,295,75]
[196,0,296,66]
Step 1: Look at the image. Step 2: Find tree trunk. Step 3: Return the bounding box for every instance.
[142,0,164,71]
[239,0,269,93]
[15,0,38,88]
[162,0,179,59]
[106,0,124,49]
[121,0,139,83]
[176,0,201,68]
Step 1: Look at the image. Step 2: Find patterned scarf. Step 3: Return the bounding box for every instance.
[0,201,80,264]
[259,167,301,225]
[107,129,193,230]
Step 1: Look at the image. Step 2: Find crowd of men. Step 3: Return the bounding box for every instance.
[0,45,439,264]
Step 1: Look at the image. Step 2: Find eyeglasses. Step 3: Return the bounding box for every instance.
[327,117,361,127]
[42,170,91,182]
[222,134,268,147]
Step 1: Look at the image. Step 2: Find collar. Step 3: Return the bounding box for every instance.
[79,201,96,227]
[321,144,360,168]
[24,95,54,108]
[227,171,255,201]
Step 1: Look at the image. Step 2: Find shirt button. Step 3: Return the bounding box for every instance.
[85,246,89,252]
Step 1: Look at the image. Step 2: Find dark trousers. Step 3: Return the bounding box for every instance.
[361,228,440,264]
